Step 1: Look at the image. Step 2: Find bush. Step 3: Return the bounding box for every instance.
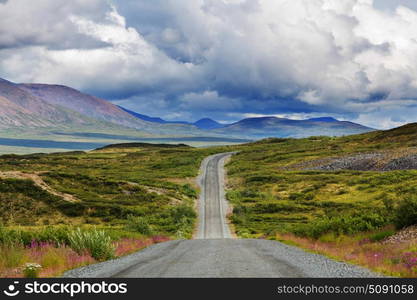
[181,184,197,198]
[0,226,72,246]
[68,228,115,261]
[394,196,417,229]
[370,230,395,242]
[292,212,389,239]
[23,263,42,278]
[169,205,196,223]
[168,205,196,238]
[125,215,153,235]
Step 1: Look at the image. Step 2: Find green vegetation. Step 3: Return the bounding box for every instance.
[0,143,231,237]
[226,124,417,239]
[394,195,417,229]
[225,124,417,276]
[0,142,233,277]
[68,228,115,261]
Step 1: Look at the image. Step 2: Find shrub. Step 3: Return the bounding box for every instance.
[68,228,115,261]
[167,205,196,238]
[169,205,196,223]
[23,263,42,278]
[181,184,197,198]
[0,226,72,246]
[369,230,395,242]
[394,196,417,229]
[292,212,389,239]
[289,193,304,201]
[125,215,153,235]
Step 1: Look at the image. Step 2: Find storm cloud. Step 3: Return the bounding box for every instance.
[1,0,417,128]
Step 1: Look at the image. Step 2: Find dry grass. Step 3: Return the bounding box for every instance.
[275,230,417,277]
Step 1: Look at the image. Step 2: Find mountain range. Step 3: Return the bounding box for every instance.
[0,77,375,152]
[119,106,224,130]
[121,106,373,139]
[211,116,373,139]
[120,106,373,137]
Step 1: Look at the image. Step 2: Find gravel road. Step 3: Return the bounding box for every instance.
[195,152,234,239]
[63,153,383,278]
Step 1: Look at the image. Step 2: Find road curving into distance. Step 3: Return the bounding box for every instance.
[63,153,383,278]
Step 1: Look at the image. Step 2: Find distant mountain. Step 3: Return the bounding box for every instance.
[116,106,373,138]
[0,78,206,143]
[19,84,152,130]
[119,106,225,129]
[0,78,94,129]
[193,118,224,130]
[307,117,338,122]
[118,106,168,124]
[212,116,374,138]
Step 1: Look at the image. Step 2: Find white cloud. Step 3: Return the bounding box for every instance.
[0,0,417,127]
[0,5,193,96]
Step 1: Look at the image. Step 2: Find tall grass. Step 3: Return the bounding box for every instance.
[68,228,115,261]
[275,230,417,277]
[0,231,170,278]
[0,244,25,269]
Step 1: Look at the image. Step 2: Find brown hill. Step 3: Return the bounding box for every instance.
[19,83,151,130]
[0,78,92,129]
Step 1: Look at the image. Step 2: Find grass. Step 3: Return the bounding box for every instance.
[0,142,232,277]
[226,129,417,239]
[0,143,233,236]
[67,228,115,261]
[275,229,417,277]
[0,225,170,277]
[225,124,417,277]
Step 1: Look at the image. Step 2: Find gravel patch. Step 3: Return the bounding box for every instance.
[291,150,417,172]
[383,226,417,245]
[62,239,385,278]
[381,154,417,171]
[307,153,385,171]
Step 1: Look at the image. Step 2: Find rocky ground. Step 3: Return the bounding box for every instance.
[383,226,417,245]
[288,148,417,171]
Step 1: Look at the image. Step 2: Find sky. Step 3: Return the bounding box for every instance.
[1,0,417,129]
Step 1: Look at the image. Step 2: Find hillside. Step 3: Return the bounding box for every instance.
[19,84,152,130]
[368,122,417,145]
[118,106,169,124]
[0,78,217,136]
[225,123,417,276]
[0,78,95,129]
